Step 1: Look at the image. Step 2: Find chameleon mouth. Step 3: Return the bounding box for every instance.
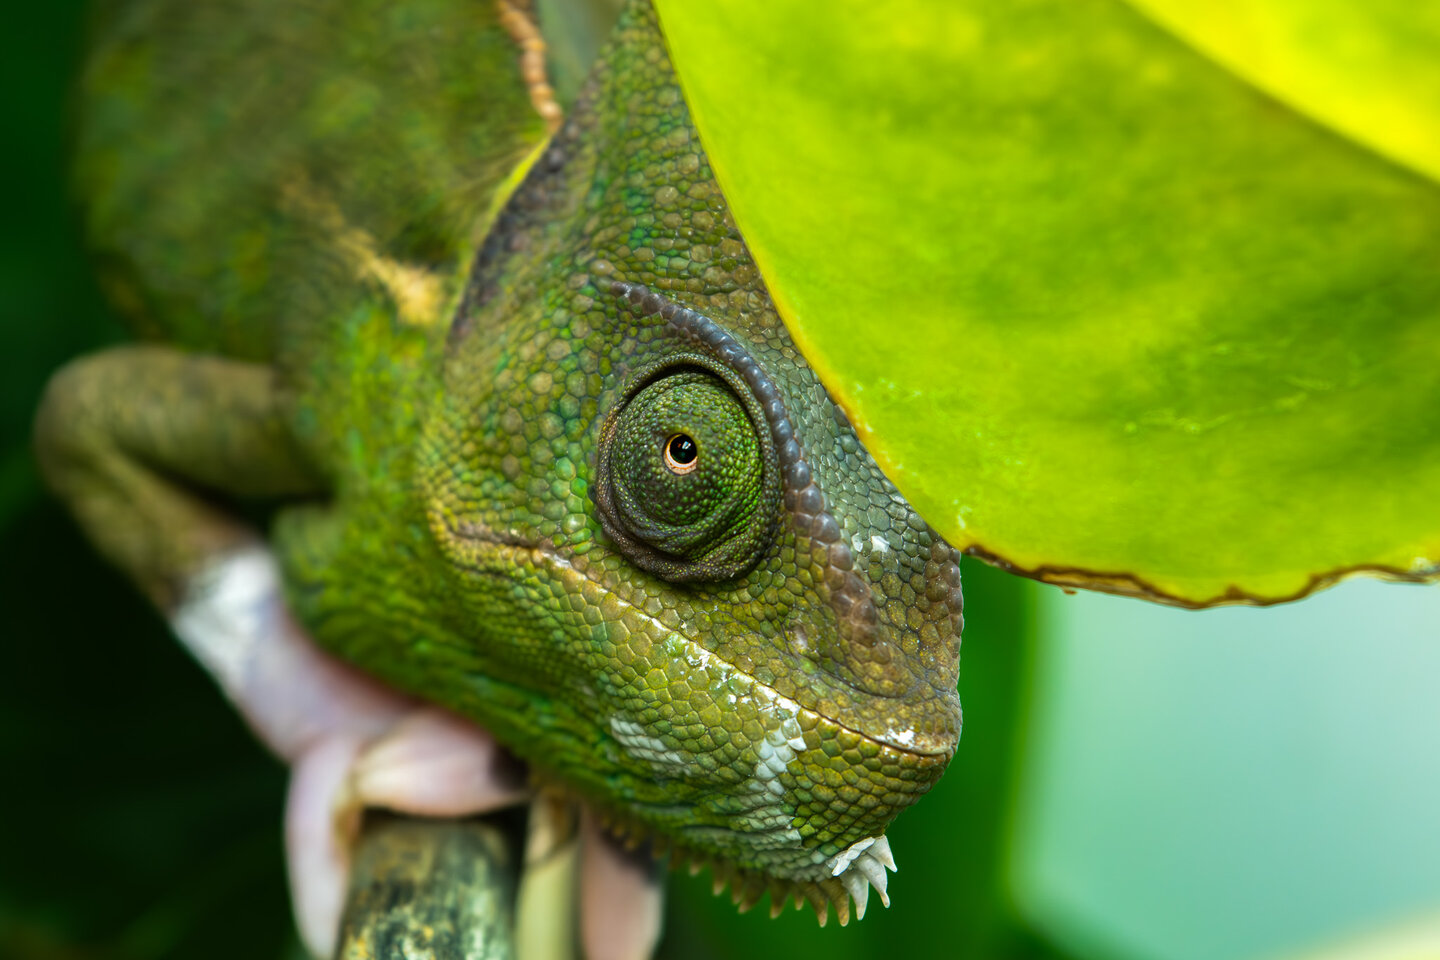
[541,775,899,926]
[445,517,951,758]
[441,520,940,922]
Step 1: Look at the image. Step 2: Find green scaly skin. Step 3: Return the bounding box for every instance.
[55,0,964,919]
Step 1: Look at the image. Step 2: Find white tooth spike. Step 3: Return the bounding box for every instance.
[870,835,897,872]
[855,855,890,907]
[827,836,876,877]
[840,869,870,920]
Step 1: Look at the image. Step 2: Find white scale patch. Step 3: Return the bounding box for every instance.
[726,711,812,856]
[609,716,692,772]
[601,626,858,875]
[884,727,918,748]
[751,718,806,789]
[854,531,895,555]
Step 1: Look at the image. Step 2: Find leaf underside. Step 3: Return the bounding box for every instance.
[654,0,1440,607]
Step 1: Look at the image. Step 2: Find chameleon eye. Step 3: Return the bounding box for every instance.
[594,367,777,582]
[664,433,699,474]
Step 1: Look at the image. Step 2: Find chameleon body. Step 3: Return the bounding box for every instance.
[40,0,964,922]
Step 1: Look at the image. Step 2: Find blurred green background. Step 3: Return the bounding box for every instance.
[3,3,1437,959]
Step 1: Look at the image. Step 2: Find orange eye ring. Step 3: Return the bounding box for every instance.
[664,433,699,475]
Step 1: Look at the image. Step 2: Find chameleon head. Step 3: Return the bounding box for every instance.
[415,0,962,923]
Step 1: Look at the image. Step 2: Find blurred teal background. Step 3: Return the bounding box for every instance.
[2,3,1437,959]
[1015,581,1440,960]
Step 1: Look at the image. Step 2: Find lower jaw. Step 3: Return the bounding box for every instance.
[531,772,897,926]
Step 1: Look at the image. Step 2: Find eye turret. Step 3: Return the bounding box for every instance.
[594,366,779,582]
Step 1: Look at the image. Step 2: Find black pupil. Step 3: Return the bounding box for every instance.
[668,434,698,465]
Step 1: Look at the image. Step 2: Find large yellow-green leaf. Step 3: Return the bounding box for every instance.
[1129,0,1440,185]
[653,0,1440,607]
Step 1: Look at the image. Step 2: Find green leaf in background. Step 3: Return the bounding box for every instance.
[652,0,1440,607]
[1129,0,1440,185]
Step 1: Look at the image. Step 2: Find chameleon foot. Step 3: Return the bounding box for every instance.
[171,543,664,958]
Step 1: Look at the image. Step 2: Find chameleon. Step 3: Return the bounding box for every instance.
[37,0,965,942]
